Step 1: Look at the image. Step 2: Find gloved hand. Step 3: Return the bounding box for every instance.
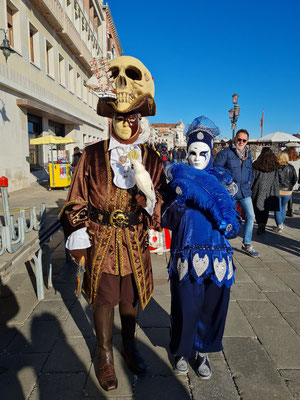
[69,248,87,264]
[135,193,147,208]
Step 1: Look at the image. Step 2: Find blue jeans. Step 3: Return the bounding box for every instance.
[274,195,291,226]
[236,197,255,245]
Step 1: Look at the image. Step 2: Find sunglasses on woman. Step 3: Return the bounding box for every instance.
[237,138,247,143]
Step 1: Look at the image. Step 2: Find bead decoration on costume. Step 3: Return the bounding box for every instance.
[227,257,233,280]
[192,253,209,277]
[175,186,182,195]
[177,258,188,281]
[226,224,232,232]
[197,132,204,140]
[213,258,227,282]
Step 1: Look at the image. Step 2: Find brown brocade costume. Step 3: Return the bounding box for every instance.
[59,139,166,309]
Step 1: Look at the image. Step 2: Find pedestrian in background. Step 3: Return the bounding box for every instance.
[251,147,280,235]
[286,147,300,217]
[214,129,259,257]
[274,152,297,233]
[179,147,186,163]
[172,146,180,163]
[71,146,82,172]
[160,147,170,164]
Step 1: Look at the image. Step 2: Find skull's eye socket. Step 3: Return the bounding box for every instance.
[110,67,119,79]
[125,67,142,80]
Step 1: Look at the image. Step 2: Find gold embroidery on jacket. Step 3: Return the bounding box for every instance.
[104,140,112,212]
[115,227,119,276]
[91,226,114,304]
[118,189,127,276]
[67,206,88,227]
[134,225,149,305]
[125,228,144,308]
[58,200,88,220]
[89,226,108,303]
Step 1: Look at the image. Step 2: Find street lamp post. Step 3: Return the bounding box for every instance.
[0,29,15,62]
[228,93,240,141]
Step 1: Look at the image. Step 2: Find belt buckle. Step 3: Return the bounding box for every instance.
[109,209,129,228]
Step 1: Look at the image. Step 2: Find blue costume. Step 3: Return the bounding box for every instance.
[161,117,241,375]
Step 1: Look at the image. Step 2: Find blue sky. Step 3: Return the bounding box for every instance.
[108,0,300,139]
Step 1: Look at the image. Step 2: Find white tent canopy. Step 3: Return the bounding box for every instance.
[257,131,299,143]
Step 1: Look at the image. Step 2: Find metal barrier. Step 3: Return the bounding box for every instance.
[0,176,61,301]
[0,176,46,256]
[33,220,62,300]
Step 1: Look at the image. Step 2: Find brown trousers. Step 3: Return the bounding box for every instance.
[95,273,139,308]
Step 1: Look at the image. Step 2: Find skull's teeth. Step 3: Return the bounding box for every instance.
[116,92,131,105]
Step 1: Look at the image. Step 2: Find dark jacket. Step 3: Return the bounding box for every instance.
[279,164,297,191]
[214,146,253,200]
[172,149,180,160]
[71,152,82,167]
[252,168,280,211]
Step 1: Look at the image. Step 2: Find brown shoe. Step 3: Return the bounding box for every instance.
[119,303,147,375]
[97,352,118,391]
[94,305,118,391]
[121,341,147,375]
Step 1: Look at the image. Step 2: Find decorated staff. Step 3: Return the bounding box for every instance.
[59,56,166,392]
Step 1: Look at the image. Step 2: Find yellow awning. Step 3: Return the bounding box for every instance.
[30,135,74,145]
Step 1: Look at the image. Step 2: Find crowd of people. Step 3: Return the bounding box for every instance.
[148,142,187,164]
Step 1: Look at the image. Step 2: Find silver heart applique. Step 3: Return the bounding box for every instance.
[192,253,209,277]
[227,256,233,280]
[214,258,227,282]
[177,258,188,281]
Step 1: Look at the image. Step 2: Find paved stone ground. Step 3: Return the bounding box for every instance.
[0,183,300,399]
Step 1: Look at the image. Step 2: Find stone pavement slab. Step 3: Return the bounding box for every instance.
[230,281,267,301]
[188,355,240,400]
[265,291,300,313]
[134,375,191,400]
[277,273,300,296]
[224,301,255,338]
[233,262,252,282]
[245,314,300,369]
[6,319,61,354]
[282,312,300,335]
[245,268,292,292]
[223,337,294,400]
[237,300,279,317]
[42,336,96,372]
[0,353,48,400]
[136,327,172,376]
[263,261,299,274]
[28,372,87,400]
[279,369,300,400]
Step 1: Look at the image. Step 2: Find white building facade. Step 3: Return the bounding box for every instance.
[151,122,186,150]
[0,0,120,192]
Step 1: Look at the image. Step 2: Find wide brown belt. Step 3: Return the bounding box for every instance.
[89,206,142,228]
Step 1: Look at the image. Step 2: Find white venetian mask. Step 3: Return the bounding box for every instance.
[188,142,211,170]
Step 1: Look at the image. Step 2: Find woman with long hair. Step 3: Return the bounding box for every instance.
[286,147,300,216]
[274,152,297,233]
[252,147,280,235]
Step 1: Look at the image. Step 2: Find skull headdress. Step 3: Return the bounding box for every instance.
[96,56,156,118]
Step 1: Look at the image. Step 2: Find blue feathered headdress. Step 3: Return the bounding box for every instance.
[186,116,220,150]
